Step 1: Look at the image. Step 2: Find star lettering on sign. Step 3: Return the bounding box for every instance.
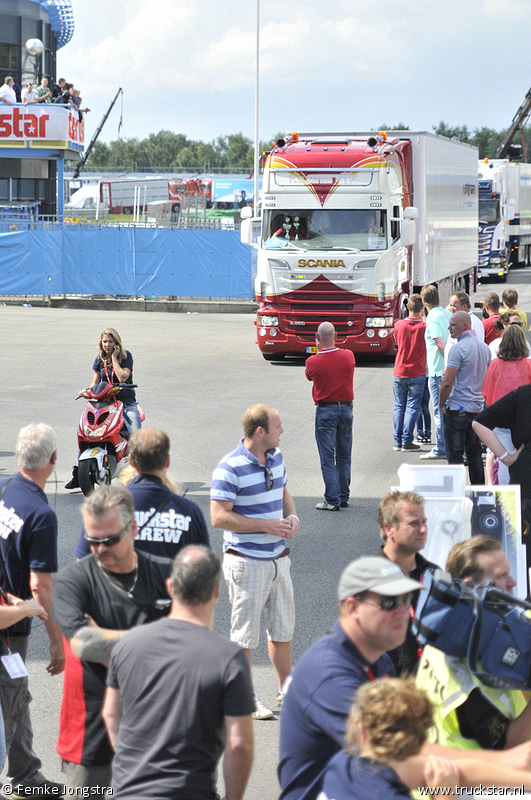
[28,125,36,134]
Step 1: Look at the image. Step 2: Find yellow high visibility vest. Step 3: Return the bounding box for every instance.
[416,645,527,749]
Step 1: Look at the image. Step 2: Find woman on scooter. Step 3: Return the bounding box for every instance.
[65,327,141,489]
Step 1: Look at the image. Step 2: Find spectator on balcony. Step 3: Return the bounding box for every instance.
[36,77,52,104]
[22,83,39,105]
[0,77,17,106]
[52,78,65,100]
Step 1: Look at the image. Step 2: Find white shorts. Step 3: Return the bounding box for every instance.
[222,552,295,650]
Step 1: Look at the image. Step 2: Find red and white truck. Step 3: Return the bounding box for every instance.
[98,177,211,214]
[241,131,478,359]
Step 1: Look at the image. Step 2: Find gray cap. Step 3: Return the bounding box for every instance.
[338,555,424,601]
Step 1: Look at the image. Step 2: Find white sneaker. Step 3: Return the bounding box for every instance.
[276,690,284,708]
[252,693,275,720]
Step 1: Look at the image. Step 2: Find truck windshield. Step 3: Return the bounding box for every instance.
[262,209,387,252]
[479,199,500,224]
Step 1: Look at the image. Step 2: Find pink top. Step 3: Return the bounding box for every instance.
[482,357,531,406]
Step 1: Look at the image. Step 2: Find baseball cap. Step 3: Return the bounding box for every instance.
[338,555,424,601]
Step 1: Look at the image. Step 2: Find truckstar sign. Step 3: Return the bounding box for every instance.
[0,106,84,147]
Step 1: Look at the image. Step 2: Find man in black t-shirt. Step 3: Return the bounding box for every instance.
[52,486,171,793]
[103,546,254,800]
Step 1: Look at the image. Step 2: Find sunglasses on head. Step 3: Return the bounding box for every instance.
[355,592,414,611]
[85,518,134,548]
[509,321,523,327]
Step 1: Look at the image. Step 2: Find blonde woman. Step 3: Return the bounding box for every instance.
[65,327,140,490]
[320,678,531,799]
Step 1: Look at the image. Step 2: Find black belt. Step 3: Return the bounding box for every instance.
[317,401,352,408]
[225,548,290,560]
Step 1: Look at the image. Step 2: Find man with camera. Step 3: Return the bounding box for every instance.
[417,536,531,754]
[52,485,171,792]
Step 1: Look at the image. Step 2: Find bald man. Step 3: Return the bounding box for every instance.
[439,311,491,483]
[305,322,356,511]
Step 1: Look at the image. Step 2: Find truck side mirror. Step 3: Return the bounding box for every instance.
[401,218,416,247]
[241,218,254,245]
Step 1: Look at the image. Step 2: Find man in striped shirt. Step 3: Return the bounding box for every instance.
[211,404,299,720]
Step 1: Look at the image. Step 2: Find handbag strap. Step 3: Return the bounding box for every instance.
[0,479,15,595]
[137,488,176,536]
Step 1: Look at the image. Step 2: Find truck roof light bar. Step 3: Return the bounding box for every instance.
[267,167,378,174]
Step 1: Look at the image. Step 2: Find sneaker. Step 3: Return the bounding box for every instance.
[316,501,340,511]
[419,451,446,460]
[252,693,275,720]
[64,465,79,490]
[276,690,284,708]
[402,443,420,452]
[393,444,402,451]
[12,780,65,798]
[339,501,349,508]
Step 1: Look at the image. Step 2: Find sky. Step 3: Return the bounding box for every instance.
[57,0,531,151]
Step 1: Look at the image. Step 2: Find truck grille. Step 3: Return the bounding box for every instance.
[478,225,495,267]
[276,276,365,335]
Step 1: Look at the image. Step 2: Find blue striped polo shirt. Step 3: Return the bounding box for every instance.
[211,438,288,559]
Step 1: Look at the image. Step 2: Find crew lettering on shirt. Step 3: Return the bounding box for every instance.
[0,500,24,539]
[135,508,192,543]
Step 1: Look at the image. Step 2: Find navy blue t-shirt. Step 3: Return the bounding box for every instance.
[74,474,210,560]
[321,752,412,800]
[279,620,393,800]
[92,350,136,403]
[0,473,58,608]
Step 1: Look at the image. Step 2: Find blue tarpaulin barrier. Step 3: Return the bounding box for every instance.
[0,228,253,298]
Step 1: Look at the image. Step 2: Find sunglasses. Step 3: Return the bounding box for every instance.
[262,465,274,491]
[509,321,523,327]
[356,592,414,611]
[85,518,134,548]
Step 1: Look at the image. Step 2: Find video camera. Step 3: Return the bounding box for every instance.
[413,568,531,691]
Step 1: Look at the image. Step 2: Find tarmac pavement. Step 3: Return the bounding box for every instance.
[0,267,529,798]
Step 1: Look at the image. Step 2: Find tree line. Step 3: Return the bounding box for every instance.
[76,123,531,174]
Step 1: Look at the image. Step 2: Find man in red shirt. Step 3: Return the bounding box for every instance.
[392,294,427,452]
[305,322,355,511]
[482,292,502,345]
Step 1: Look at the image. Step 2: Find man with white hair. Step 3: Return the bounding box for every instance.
[0,423,65,797]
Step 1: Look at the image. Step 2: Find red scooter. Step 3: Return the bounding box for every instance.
[75,381,142,496]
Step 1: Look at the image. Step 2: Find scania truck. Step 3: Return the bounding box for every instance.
[477,158,531,282]
[241,131,478,360]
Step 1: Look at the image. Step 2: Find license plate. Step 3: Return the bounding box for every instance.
[306,346,318,353]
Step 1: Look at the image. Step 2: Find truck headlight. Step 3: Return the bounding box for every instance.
[257,315,279,326]
[490,257,501,264]
[366,317,393,328]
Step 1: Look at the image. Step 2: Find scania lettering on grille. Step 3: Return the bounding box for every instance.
[297,259,347,268]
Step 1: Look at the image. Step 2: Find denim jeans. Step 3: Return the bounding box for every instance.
[443,409,484,485]
[123,401,141,433]
[393,375,426,445]
[315,405,353,506]
[428,375,446,456]
[416,378,432,437]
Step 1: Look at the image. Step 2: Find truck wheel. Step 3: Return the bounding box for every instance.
[262,353,286,362]
[171,203,181,213]
[78,459,100,496]
[476,510,502,535]
[123,206,133,215]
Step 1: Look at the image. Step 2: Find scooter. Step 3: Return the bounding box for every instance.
[74,381,142,496]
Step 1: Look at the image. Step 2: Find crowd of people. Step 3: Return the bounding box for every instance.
[0,75,89,121]
[2,297,531,800]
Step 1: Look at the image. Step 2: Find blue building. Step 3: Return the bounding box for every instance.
[0,0,77,215]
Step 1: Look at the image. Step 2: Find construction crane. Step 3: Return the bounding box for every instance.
[73,88,123,179]
[496,86,531,160]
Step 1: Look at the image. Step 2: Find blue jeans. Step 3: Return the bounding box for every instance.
[428,375,446,456]
[123,401,141,434]
[416,378,431,437]
[315,405,353,506]
[393,375,426,445]
[443,409,484,485]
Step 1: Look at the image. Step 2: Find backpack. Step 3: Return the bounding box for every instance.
[413,568,531,690]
